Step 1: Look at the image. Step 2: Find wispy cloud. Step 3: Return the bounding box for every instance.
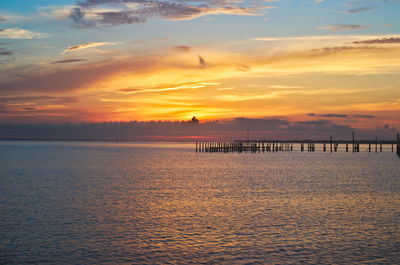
[345,7,375,13]
[0,28,48,39]
[352,37,400,44]
[174,46,193,52]
[317,24,371,32]
[119,82,220,94]
[50,59,88,64]
[61,42,116,54]
[253,35,372,42]
[328,7,376,14]
[308,113,376,119]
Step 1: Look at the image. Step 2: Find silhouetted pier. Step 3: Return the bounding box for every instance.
[196,133,400,157]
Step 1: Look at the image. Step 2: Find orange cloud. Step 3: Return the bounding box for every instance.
[61,42,117,54]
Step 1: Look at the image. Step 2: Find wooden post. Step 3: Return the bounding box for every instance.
[368,144,371,152]
[346,144,348,152]
[352,132,355,152]
[375,137,378,152]
[330,136,333,152]
[380,143,382,152]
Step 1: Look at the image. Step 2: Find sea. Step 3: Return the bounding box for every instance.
[1,141,399,264]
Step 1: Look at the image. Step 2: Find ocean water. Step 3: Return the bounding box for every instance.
[0,141,399,264]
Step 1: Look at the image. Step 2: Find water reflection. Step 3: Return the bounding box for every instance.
[0,141,399,264]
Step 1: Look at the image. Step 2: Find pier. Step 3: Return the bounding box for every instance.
[196,133,400,157]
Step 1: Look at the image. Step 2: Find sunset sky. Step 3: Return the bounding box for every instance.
[1,0,400,132]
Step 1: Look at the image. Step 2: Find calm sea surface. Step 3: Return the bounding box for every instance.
[1,141,399,264]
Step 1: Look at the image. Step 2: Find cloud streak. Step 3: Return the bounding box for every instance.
[61,42,116,54]
[317,24,371,32]
[329,7,376,14]
[50,59,88,64]
[0,28,48,39]
[352,37,400,44]
[308,113,376,119]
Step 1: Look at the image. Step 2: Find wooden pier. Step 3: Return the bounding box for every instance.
[195,133,400,157]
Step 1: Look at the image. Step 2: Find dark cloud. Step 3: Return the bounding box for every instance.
[231,117,290,130]
[320,113,348,118]
[72,0,269,27]
[331,7,376,13]
[77,0,130,7]
[23,107,35,111]
[345,7,375,13]
[0,96,78,104]
[352,114,375,119]
[309,45,383,56]
[95,10,146,26]
[50,59,88,64]
[198,55,206,67]
[308,113,375,119]
[72,2,200,27]
[174,45,192,52]
[0,48,13,56]
[352,37,400,44]
[70,7,95,27]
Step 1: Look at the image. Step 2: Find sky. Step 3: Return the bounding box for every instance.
[0,0,400,138]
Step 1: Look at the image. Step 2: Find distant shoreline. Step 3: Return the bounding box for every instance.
[0,138,195,143]
[1,138,398,144]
